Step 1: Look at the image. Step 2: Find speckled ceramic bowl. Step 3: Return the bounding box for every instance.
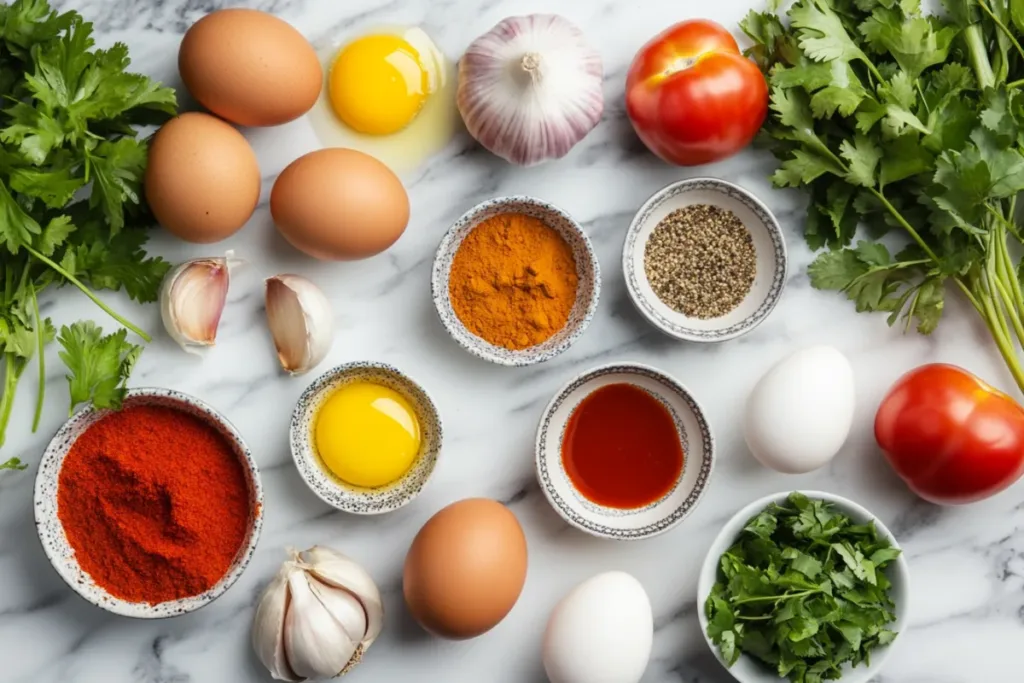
[431,196,601,366]
[623,178,787,342]
[290,362,442,514]
[535,363,715,540]
[34,388,264,619]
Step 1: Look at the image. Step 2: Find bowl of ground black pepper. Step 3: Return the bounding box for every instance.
[623,178,787,342]
[34,388,263,618]
[432,196,601,366]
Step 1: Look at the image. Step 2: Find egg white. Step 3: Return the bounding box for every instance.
[307,27,458,174]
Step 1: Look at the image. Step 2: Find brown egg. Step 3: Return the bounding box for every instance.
[271,148,410,260]
[403,498,528,639]
[179,9,321,127]
[145,112,261,244]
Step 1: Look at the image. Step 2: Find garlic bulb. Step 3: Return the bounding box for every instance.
[160,252,242,354]
[265,274,334,375]
[252,546,384,681]
[457,14,604,166]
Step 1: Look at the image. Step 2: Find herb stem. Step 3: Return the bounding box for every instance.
[964,23,996,90]
[869,190,941,263]
[0,352,17,447]
[24,245,151,342]
[733,589,820,606]
[976,0,1024,65]
[31,287,45,433]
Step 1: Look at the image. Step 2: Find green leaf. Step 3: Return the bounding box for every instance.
[809,249,868,290]
[881,135,934,185]
[840,135,882,187]
[745,510,780,540]
[57,321,142,413]
[858,8,957,78]
[854,241,891,266]
[910,277,945,333]
[0,177,41,252]
[773,149,846,186]
[980,88,1016,143]
[870,547,902,566]
[87,137,147,234]
[1013,0,1024,34]
[783,547,824,578]
[34,215,74,256]
[790,0,869,64]
[0,455,26,471]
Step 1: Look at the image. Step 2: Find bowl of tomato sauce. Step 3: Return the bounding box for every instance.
[534,362,715,540]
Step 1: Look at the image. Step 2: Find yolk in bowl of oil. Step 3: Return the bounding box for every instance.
[315,381,421,488]
[328,34,429,135]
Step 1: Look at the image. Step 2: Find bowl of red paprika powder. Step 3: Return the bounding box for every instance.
[34,388,264,618]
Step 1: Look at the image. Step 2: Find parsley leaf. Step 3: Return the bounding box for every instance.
[57,321,141,413]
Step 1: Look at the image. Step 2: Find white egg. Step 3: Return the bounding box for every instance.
[743,345,855,474]
[542,571,653,683]
[307,26,459,174]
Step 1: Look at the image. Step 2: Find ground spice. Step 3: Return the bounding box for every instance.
[57,404,251,604]
[448,212,578,349]
[644,204,756,318]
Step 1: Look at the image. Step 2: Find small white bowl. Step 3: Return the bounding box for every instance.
[290,362,442,514]
[697,491,911,683]
[623,178,787,342]
[34,388,264,619]
[535,362,715,540]
[431,195,601,366]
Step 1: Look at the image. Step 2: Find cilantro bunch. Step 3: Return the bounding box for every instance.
[705,493,901,683]
[0,0,177,458]
[742,0,1024,393]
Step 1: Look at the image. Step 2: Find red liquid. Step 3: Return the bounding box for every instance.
[561,383,685,509]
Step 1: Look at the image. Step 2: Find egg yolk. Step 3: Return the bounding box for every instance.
[328,35,429,136]
[315,381,421,488]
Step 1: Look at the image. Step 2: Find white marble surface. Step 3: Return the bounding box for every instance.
[2,1,1023,682]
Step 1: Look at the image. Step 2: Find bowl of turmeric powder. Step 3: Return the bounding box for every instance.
[431,196,601,366]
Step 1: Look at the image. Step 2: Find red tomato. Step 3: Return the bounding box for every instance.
[625,19,768,166]
[875,364,1024,505]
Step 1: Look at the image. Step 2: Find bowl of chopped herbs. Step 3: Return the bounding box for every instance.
[698,491,909,683]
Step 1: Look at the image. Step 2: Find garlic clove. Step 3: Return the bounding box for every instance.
[160,253,241,353]
[252,564,304,682]
[300,546,384,646]
[306,576,367,653]
[284,569,355,680]
[265,274,334,375]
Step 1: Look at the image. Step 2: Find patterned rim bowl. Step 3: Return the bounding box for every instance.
[34,388,264,619]
[623,178,787,343]
[290,362,442,515]
[534,362,715,540]
[697,491,910,683]
[431,195,601,366]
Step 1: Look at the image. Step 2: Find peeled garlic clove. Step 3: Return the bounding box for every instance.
[457,14,604,165]
[284,569,354,680]
[252,564,304,682]
[160,253,241,353]
[306,577,366,656]
[265,274,334,375]
[300,546,384,646]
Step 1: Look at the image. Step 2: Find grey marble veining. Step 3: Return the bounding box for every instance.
[3,1,1023,682]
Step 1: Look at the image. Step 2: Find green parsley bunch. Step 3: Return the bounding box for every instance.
[705,493,901,683]
[743,0,1024,393]
[0,0,177,461]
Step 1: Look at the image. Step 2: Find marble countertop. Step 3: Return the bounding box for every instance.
[3,1,1023,682]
